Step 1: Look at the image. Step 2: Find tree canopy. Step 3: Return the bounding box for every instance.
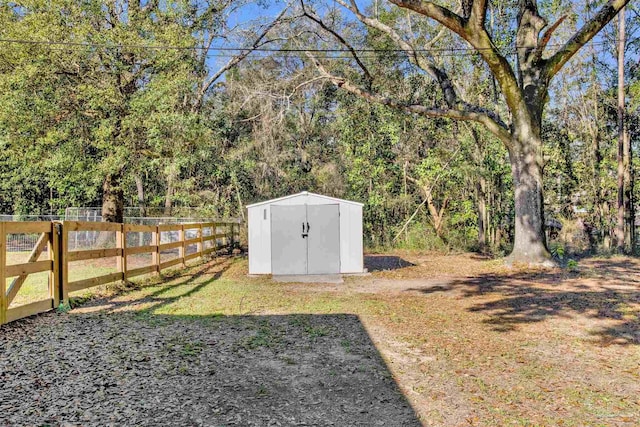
[1,0,639,260]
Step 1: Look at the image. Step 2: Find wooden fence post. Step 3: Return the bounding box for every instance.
[213,222,218,251]
[49,222,60,308]
[233,223,238,248]
[197,224,203,259]
[179,225,185,267]
[153,225,160,273]
[116,224,126,281]
[216,222,227,251]
[0,222,6,325]
[222,223,227,249]
[61,222,69,305]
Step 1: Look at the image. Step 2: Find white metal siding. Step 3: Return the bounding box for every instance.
[247,192,364,275]
[268,194,327,206]
[248,205,271,274]
[339,204,363,273]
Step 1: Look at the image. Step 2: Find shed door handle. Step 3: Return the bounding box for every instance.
[307,222,310,233]
[302,222,305,233]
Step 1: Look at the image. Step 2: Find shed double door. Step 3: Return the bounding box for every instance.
[271,204,340,275]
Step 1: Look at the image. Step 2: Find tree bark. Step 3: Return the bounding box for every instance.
[592,130,607,247]
[164,182,173,216]
[477,178,488,251]
[425,193,448,242]
[507,127,552,265]
[406,175,448,243]
[164,164,176,216]
[624,128,634,252]
[134,173,146,217]
[95,172,124,248]
[588,49,606,249]
[615,7,630,252]
[620,9,634,252]
[102,173,124,223]
[469,126,488,251]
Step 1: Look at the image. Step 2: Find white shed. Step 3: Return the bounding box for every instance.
[247,191,364,275]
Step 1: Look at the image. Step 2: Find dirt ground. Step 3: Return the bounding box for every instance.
[1,252,639,426]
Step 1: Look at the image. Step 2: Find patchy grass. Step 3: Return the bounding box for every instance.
[3,252,640,426]
[110,253,639,426]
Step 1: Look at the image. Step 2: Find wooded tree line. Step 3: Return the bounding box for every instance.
[0,1,638,261]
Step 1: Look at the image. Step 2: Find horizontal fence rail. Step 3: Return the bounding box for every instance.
[1,220,240,325]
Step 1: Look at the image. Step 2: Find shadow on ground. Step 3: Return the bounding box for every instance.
[408,269,640,346]
[584,259,640,280]
[0,262,421,426]
[365,255,415,272]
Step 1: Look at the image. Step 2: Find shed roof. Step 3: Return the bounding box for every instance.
[246,191,364,208]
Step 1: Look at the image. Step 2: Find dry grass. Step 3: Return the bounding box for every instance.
[89,253,640,425]
[3,252,640,426]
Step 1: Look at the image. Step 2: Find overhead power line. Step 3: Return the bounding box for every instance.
[0,37,622,56]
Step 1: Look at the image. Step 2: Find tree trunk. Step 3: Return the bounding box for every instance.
[164,166,176,216]
[624,129,634,252]
[507,131,553,265]
[425,195,447,242]
[603,201,612,250]
[619,8,634,253]
[585,40,606,251]
[102,173,124,223]
[616,7,626,252]
[469,126,488,252]
[591,131,606,248]
[95,172,124,249]
[476,178,488,251]
[134,173,146,217]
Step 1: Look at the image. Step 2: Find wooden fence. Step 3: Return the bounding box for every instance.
[1,220,240,325]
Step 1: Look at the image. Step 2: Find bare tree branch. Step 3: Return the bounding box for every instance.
[335,0,500,124]
[392,197,429,242]
[192,7,289,112]
[307,53,512,145]
[394,149,459,242]
[469,0,488,28]
[388,0,467,36]
[536,15,566,59]
[388,0,525,123]
[336,0,444,91]
[546,0,631,78]
[300,0,373,85]
[290,76,328,95]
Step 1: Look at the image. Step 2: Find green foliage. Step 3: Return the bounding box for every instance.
[240,323,281,350]
[395,222,449,252]
[0,0,635,257]
[550,242,566,260]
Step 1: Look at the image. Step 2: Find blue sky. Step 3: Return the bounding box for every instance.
[229,0,288,27]
[211,1,632,84]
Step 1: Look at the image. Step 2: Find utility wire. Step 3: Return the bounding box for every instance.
[22,48,618,61]
[0,37,622,55]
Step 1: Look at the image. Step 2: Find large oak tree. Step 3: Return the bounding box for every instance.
[304,0,631,264]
